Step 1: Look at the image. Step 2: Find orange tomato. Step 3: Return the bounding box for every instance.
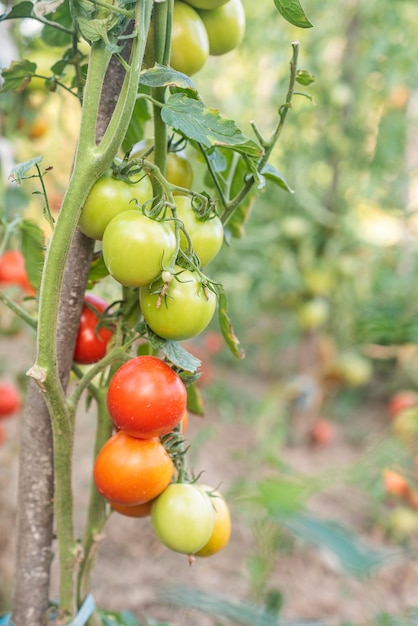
[383,468,409,498]
[110,499,154,518]
[0,250,35,295]
[93,431,174,505]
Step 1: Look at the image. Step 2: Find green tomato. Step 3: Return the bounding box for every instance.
[166,151,194,189]
[102,210,176,287]
[171,1,209,76]
[79,174,153,240]
[139,266,217,340]
[198,0,245,56]
[184,0,228,8]
[175,195,224,266]
[151,483,214,554]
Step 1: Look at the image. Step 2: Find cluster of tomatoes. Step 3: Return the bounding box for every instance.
[72,234,230,557]
[78,146,224,341]
[147,0,246,77]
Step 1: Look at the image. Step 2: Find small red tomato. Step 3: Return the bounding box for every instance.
[388,391,418,418]
[0,382,21,419]
[107,356,187,439]
[383,468,410,498]
[0,250,35,295]
[310,418,335,446]
[73,293,114,365]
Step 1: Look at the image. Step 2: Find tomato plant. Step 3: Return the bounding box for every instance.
[107,355,187,439]
[184,0,228,8]
[0,250,35,295]
[73,294,114,365]
[170,1,210,76]
[102,210,177,287]
[110,500,154,518]
[151,483,215,554]
[78,174,153,240]
[0,382,21,418]
[93,431,174,506]
[175,195,224,266]
[166,150,194,189]
[198,0,246,56]
[140,267,217,340]
[195,485,231,557]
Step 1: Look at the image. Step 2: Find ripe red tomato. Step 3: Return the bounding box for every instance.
[73,293,114,365]
[93,431,174,505]
[139,267,217,341]
[102,210,176,287]
[171,1,209,76]
[0,382,21,419]
[151,483,214,554]
[198,0,246,56]
[107,356,187,439]
[78,174,153,240]
[0,250,35,295]
[175,195,224,266]
[309,419,335,446]
[388,391,418,418]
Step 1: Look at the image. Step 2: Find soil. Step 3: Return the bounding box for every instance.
[1,330,418,626]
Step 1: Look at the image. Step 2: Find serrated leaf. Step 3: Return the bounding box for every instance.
[162,93,262,156]
[140,64,197,96]
[296,69,315,86]
[19,220,45,292]
[160,341,201,373]
[218,291,244,359]
[274,0,313,28]
[9,156,43,184]
[0,1,34,20]
[260,163,294,193]
[284,513,391,578]
[186,381,204,416]
[1,60,37,92]
[41,0,73,46]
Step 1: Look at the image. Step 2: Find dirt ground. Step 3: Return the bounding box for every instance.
[1,330,418,626]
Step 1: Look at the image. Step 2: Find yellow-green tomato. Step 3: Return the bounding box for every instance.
[185,0,228,8]
[139,267,217,340]
[151,483,214,554]
[198,0,245,56]
[175,195,224,266]
[166,151,194,189]
[195,485,231,557]
[171,1,209,76]
[102,210,176,287]
[79,174,153,240]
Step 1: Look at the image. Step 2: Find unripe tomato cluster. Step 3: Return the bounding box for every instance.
[93,355,231,557]
[170,0,246,76]
[78,150,225,342]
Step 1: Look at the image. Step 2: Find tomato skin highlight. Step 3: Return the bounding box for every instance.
[198,0,246,56]
[0,250,35,295]
[93,432,174,505]
[0,383,21,418]
[73,293,114,365]
[195,485,231,557]
[78,175,153,241]
[107,356,187,439]
[102,210,176,287]
[171,1,209,76]
[139,267,217,341]
[151,483,215,554]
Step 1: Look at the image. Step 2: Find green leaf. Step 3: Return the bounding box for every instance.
[258,477,307,517]
[284,513,393,578]
[162,93,262,156]
[186,381,204,416]
[19,220,45,292]
[160,341,201,373]
[0,1,34,20]
[86,254,110,288]
[260,163,294,193]
[160,585,324,626]
[9,156,43,184]
[41,0,73,46]
[218,291,245,359]
[140,64,198,96]
[274,0,313,28]
[296,69,315,86]
[1,60,37,92]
